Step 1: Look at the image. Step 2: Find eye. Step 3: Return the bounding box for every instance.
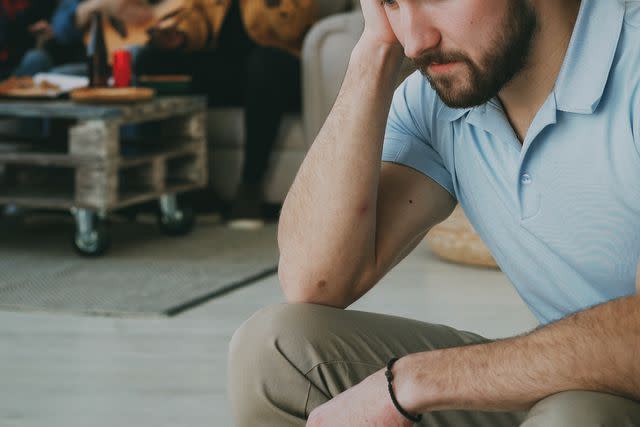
[381,0,397,7]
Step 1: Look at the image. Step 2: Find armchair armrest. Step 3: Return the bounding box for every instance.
[301,10,364,147]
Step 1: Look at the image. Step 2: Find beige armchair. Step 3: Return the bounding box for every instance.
[207,0,365,203]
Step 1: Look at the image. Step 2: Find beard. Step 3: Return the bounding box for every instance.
[412,0,538,108]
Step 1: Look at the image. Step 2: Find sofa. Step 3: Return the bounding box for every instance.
[207,0,365,203]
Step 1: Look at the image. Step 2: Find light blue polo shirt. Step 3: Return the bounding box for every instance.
[382,0,640,324]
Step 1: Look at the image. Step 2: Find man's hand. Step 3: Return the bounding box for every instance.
[306,369,412,427]
[76,0,152,30]
[29,20,54,40]
[360,0,400,47]
[28,20,54,48]
[148,16,185,50]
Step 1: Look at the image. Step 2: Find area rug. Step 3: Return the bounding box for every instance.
[0,214,278,317]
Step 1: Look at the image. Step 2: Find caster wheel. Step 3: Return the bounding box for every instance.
[157,206,195,236]
[73,221,110,256]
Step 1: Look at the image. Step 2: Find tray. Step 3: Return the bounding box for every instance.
[0,76,64,99]
[70,87,155,103]
[0,88,64,99]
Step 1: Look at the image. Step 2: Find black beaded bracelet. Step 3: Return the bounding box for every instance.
[385,357,423,424]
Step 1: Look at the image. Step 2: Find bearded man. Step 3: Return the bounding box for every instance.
[229,0,640,425]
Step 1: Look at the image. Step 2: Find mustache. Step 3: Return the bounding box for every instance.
[411,50,470,70]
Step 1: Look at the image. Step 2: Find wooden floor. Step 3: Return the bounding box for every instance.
[0,241,537,427]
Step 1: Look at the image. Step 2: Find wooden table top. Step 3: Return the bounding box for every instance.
[0,96,206,121]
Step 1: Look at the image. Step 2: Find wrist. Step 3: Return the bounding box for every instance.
[386,357,423,424]
[393,352,441,414]
[348,39,404,92]
[352,36,404,67]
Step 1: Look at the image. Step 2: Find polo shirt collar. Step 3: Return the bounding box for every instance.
[438,104,471,122]
[438,0,626,122]
[553,0,625,114]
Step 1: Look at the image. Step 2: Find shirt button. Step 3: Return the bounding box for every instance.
[521,173,532,185]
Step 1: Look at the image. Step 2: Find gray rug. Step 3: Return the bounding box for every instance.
[0,214,278,317]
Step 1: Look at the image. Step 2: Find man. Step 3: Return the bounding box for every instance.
[50,0,152,72]
[136,0,316,227]
[229,0,640,425]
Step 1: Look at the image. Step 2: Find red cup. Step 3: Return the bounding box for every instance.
[112,49,132,87]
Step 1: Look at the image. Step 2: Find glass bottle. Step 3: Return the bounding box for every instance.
[87,11,109,88]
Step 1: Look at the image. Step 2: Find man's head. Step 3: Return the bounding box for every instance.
[385,0,538,108]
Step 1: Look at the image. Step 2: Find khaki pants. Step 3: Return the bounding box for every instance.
[228,304,640,426]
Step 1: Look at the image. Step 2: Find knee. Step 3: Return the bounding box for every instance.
[228,303,337,423]
[14,49,52,76]
[521,391,640,427]
[229,304,291,366]
[228,302,346,384]
[229,303,334,370]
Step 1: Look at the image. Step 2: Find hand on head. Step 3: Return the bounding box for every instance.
[360,0,400,47]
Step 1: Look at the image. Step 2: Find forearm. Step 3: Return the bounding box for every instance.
[396,295,640,413]
[278,39,404,307]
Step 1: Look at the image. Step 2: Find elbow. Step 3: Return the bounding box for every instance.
[278,261,351,309]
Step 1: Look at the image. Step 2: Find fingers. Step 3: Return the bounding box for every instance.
[28,20,50,34]
[359,0,399,47]
[154,15,179,30]
[109,0,152,24]
[122,6,153,25]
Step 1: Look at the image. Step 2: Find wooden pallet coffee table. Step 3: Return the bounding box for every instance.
[0,96,207,255]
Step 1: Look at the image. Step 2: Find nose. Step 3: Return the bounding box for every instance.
[399,6,441,59]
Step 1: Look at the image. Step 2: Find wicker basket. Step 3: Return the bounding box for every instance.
[426,206,499,269]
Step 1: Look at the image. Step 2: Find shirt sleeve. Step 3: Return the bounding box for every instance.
[634,85,640,160]
[51,0,83,45]
[381,74,456,198]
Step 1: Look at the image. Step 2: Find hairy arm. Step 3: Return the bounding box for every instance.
[394,267,640,413]
[277,37,455,308]
[75,0,151,30]
[277,38,405,306]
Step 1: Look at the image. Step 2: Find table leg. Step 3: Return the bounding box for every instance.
[71,207,110,256]
[158,193,195,236]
